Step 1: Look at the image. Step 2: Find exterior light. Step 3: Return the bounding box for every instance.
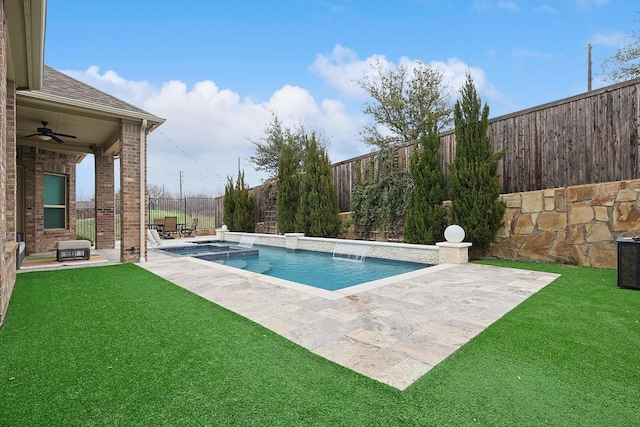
[444,225,465,243]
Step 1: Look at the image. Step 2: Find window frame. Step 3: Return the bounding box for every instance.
[43,172,67,230]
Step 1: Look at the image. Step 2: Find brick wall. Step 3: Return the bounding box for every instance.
[486,179,640,268]
[6,79,14,243]
[119,121,143,263]
[94,145,115,249]
[19,147,77,254]
[0,0,8,326]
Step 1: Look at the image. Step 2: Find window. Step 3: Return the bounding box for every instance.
[44,173,67,229]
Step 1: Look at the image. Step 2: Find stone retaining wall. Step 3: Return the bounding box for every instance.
[488,179,640,268]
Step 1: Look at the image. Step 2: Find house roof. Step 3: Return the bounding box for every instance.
[41,66,151,116]
[16,66,165,161]
[5,0,46,90]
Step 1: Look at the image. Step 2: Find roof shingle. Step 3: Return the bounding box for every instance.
[41,65,151,115]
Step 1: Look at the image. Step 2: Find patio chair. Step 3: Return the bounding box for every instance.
[152,217,165,232]
[162,216,178,238]
[180,218,198,237]
[147,229,163,246]
[151,229,164,246]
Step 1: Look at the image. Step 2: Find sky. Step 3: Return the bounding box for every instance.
[43,0,638,200]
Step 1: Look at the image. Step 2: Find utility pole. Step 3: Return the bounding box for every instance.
[588,43,592,92]
[179,170,183,199]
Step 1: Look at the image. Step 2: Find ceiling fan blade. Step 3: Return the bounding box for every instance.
[24,133,39,138]
[50,135,65,144]
[51,132,77,139]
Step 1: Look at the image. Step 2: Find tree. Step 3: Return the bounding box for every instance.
[404,119,447,244]
[602,12,640,83]
[276,140,300,234]
[449,74,506,250]
[223,171,256,232]
[147,183,173,199]
[223,176,236,230]
[351,149,413,240]
[249,112,327,179]
[295,133,340,237]
[357,59,453,149]
[351,60,450,241]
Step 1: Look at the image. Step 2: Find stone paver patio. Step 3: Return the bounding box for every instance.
[140,243,559,390]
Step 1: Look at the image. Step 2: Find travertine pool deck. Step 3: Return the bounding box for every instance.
[141,245,559,390]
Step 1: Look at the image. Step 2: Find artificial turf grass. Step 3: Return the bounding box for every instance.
[404,260,640,425]
[1,264,400,426]
[1,262,639,425]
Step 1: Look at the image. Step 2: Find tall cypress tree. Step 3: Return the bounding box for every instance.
[404,119,447,244]
[276,141,300,233]
[223,171,256,232]
[234,171,257,233]
[296,133,340,237]
[449,74,506,249]
[223,175,236,230]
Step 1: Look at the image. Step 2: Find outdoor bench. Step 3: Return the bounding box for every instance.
[56,239,91,262]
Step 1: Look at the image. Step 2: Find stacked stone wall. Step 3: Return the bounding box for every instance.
[488,179,640,268]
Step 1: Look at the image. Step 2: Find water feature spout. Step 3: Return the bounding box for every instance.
[239,234,259,248]
[332,242,372,262]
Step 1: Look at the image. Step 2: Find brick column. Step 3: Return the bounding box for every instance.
[94,145,115,249]
[5,79,15,242]
[119,121,143,263]
[0,0,13,327]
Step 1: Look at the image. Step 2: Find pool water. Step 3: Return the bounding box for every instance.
[159,244,258,259]
[197,244,431,291]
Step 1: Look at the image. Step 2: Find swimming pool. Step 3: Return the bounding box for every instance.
[195,244,431,291]
[160,244,258,260]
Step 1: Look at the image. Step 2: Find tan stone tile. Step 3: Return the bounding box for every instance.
[378,357,433,390]
[346,328,398,348]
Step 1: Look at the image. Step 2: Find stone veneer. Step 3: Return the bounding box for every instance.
[219,231,442,265]
[488,179,640,268]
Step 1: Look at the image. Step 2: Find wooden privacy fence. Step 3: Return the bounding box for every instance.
[215,77,640,226]
[212,183,276,233]
[331,77,640,212]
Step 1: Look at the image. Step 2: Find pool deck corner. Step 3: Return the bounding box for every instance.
[141,243,559,390]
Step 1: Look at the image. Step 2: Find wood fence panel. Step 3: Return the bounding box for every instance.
[239,78,640,220]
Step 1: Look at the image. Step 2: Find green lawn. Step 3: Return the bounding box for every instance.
[1,261,639,425]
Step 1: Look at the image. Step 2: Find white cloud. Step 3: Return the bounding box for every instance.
[67,47,498,197]
[498,1,520,12]
[311,45,500,109]
[308,44,376,99]
[535,4,560,14]
[66,66,364,197]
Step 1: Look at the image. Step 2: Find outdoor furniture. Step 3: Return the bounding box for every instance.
[16,232,26,270]
[149,217,165,232]
[162,216,178,238]
[56,239,91,262]
[180,218,198,237]
[147,229,163,246]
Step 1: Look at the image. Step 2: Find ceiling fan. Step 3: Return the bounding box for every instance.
[25,121,77,144]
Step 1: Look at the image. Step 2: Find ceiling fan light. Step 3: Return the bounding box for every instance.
[38,134,51,141]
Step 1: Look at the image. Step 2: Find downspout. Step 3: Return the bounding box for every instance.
[139,119,148,262]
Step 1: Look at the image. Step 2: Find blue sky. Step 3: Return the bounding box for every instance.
[44,0,638,199]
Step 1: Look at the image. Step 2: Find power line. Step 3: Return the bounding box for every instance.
[153,130,227,181]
